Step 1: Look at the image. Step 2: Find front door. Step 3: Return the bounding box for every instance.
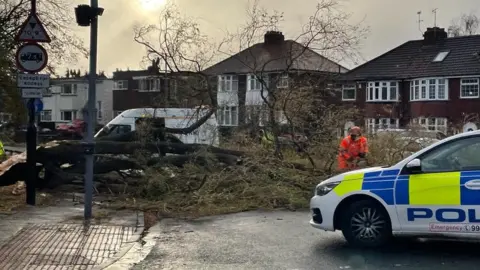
[395,135,480,235]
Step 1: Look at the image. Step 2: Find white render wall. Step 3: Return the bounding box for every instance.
[42,78,114,125]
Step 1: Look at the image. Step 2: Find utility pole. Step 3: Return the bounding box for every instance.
[75,0,104,221]
[27,0,37,205]
[84,0,98,221]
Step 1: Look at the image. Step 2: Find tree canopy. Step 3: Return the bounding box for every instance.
[0,0,86,122]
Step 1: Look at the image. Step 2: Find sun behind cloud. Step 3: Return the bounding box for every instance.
[138,0,166,11]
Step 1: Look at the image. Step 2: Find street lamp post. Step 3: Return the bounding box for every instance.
[75,1,103,221]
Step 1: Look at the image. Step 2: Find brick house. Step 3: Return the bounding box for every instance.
[112,59,209,115]
[339,27,480,135]
[203,31,348,130]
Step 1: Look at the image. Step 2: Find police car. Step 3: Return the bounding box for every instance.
[310,130,480,247]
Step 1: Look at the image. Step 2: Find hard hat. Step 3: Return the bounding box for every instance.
[350,126,361,133]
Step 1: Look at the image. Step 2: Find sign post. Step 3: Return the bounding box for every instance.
[15,0,51,205]
[75,1,104,220]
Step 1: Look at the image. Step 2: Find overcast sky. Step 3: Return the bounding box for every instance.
[69,0,479,75]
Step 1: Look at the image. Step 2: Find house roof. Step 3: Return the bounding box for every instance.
[113,70,159,80]
[203,40,348,75]
[113,70,185,80]
[341,34,480,81]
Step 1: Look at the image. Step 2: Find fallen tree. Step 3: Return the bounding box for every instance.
[0,138,246,188]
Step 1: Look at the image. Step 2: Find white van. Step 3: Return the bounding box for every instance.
[94,107,219,146]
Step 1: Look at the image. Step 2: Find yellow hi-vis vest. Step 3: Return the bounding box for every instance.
[0,140,5,156]
[261,131,274,147]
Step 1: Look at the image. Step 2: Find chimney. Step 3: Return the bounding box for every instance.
[264,31,284,45]
[423,27,447,45]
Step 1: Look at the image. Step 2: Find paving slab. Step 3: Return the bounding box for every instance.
[0,199,144,270]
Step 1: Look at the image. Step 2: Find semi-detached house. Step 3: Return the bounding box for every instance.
[41,73,113,127]
[340,27,480,135]
[203,31,348,130]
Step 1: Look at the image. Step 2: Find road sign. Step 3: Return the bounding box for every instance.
[15,43,48,73]
[21,88,43,98]
[15,13,51,43]
[26,98,43,113]
[34,98,43,112]
[17,73,50,88]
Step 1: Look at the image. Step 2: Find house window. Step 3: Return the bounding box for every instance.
[217,106,238,126]
[277,74,289,89]
[114,80,128,90]
[413,117,447,133]
[432,51,450,62]
[460,78,479,98]
[248,74,269,91]
[61,84,77,95]
[97,101,102,119]
[366,81,398,101]
[61,110,77,121]
[410,78,448,101]
[342,84,356,101]
[218,75,238,92]
[138,78,161,91]
[365,118,399,133]
[40,110,52,121]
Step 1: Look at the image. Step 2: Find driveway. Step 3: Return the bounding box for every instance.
[133,210,480,270]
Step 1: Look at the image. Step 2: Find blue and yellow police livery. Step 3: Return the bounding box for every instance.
[309,130,480,247]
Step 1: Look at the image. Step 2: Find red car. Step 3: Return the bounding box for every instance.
[56,120,85,139]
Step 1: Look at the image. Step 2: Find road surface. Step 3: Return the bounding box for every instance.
[133,210,480,270]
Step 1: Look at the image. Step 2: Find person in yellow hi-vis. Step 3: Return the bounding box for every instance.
[0,139,5,162]
[260,129,274,148]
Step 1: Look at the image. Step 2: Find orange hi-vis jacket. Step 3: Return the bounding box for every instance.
[337,135,368,170]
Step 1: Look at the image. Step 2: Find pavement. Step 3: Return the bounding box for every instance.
[132,210,480,270]
[0,198,144,270]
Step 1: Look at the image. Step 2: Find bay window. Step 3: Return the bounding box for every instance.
[218,75,238,92]
[366,81,398,101]
[413,117,447,133]
[410,78,448,101]
[460,78,479,98]
[342,84,356,101]
[248,74,269,91]
[217,106,238,126]
[365,118,399,133]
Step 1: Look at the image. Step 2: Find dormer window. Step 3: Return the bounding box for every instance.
[433,51,450,62]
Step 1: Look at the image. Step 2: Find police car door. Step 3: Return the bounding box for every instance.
[395,135,480,235]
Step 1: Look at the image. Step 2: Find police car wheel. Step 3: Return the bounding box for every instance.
[340,200,392,248]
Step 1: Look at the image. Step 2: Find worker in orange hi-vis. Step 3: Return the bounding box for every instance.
[337,126,368,171]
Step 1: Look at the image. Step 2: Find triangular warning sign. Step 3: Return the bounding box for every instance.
[15,13,51,43]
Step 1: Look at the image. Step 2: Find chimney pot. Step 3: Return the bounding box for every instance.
[423,27,447,45]
[264,31,285,45]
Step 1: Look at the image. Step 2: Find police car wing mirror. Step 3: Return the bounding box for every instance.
[406,158,421,169]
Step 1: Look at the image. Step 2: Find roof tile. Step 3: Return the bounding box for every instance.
[342,35,480,80]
